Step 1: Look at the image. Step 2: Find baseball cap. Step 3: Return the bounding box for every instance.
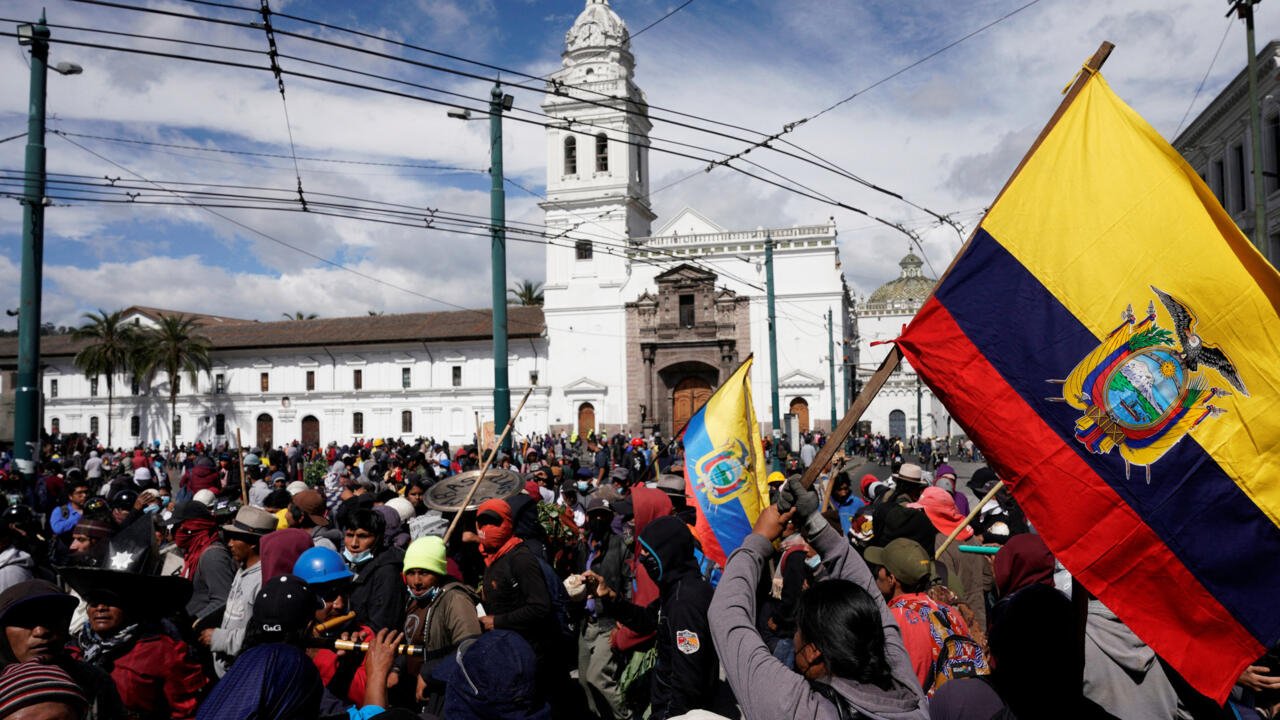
[252,575,322,634]
[863,538,934,584]
[290,490,329,527]
[584,496,613,515]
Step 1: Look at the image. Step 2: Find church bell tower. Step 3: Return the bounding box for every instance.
[541,0,655,293]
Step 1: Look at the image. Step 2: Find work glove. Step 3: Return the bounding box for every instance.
[776,476,826,538]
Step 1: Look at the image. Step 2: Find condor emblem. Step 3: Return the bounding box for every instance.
[1050,286,1247,482]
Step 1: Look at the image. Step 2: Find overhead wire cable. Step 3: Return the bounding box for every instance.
[256,0,307,211]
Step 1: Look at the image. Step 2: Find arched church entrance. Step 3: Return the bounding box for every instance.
[789,397,810,432]
[301,415,319,448]
[889,409,906,440]
[672,377,713,434]
[256,413,274,450]
[578,403,596,435]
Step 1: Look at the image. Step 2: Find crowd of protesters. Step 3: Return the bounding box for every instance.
[0,426,1274,720]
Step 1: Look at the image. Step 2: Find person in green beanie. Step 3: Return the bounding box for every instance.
[398,536,481,713]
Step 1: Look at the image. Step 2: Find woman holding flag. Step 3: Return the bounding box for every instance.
[708,477,927,720]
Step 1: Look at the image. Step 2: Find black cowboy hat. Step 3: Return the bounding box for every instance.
[59,515,191,616]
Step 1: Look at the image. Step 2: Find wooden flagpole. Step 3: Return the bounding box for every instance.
[235,428,248,505]
[798,41,1116,493]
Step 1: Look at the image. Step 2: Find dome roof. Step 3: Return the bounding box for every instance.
[864,252,935,312]
[565,0,630,52]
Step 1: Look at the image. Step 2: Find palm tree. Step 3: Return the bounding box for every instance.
[71,309,140,448]
[135,314,213,447]
[508,280,544,306]
[283,311,318,320]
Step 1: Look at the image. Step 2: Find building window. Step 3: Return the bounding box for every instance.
[215,413,226,435]
[49,379,57,398]
[1268,114,1280,195]
[353,369,363,391]
[352,412,364,435]
[402,367,411,389]
[635,145,643,183]
[1231,143,1247,213]
[595,133,608,172]
[130,415,140,437]
[131,376,140,396]
[564,135,577,175]
[575,240,593,260]
[401,410,413,434]
[90,377,98,397]
[260,372,269,392]
[89,416,99,435]
[1211,158,1225,205]
[215,374,225,394]
[530,370,539,386]
[451,366,462,387]
[679,294,695,327]
[173,415,182,437]
[306,371,315,391]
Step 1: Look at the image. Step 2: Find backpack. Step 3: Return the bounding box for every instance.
[925,605,990,694]
[536,555,576,646]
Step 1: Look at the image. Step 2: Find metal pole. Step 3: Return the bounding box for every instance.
[827,308,837,431]
[490,82,510,453]
[765,232,781,438]
[14,15,50,487]
[1239,0,1270,255]
[915,373,923,438]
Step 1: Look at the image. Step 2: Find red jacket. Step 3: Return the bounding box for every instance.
[185,464,222,493]
[106,633,208,719]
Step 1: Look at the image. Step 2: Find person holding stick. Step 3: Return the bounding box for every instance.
[708,477,927,720]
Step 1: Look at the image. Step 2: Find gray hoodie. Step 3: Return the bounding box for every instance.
[709,525,928,720]
[0,547,33,593]
[1083,599,1191,720]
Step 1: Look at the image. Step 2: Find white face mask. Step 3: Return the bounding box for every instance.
[805,554,822,570]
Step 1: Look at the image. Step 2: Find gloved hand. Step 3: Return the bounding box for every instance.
[776,476,826,538]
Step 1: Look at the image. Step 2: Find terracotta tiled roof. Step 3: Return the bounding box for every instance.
[0,306,545,360]
[122,305,254,327]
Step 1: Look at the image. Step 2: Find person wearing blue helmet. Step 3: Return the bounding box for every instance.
[293,546,356,633]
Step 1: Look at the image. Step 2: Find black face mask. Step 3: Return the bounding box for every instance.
[639,551,663,583]
[588,517,612,537]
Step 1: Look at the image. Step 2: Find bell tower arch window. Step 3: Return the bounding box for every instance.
[595,133,609,172]
[564,135,577,176]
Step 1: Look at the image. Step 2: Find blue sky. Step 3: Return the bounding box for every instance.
[1,0,1278,328]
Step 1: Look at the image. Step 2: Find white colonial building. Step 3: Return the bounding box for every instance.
[853,252,953,440]
[540,0,853,437]
[1,305,549,449]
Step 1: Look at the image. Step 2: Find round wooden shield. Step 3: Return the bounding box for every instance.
[425,468,523,513]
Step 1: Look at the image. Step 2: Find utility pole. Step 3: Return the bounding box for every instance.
[765,232,781,438]
[915,373,923,439]
[13,15,50,486]
[490,82,513,453]
[1235,0,1269,252]
[826,308,837,432]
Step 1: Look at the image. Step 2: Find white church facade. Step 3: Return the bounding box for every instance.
[0,0,876,448]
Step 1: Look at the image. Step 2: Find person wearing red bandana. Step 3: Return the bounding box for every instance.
[473,498,553,697]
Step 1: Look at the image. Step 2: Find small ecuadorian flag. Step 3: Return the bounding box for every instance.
[682,356,769,567]
[897,67,1280,701]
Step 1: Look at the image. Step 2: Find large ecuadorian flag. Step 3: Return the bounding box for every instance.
[897,69,1280,701]
[682,357,769,567]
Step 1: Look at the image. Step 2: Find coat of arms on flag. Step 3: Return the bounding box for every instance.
[1053,286,1248,480]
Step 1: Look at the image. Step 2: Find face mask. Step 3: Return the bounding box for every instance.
[406,583,440,602]
[576,481,589,492]
[342,547,373,565]
[805,554,822,570]
[159,496,170,505]
[640,550,663,583]
[143,504,160,514]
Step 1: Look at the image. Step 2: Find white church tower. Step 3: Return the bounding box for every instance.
[542,0,654,435]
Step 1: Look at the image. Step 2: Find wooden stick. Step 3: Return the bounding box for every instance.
[800,346,901,490]
[936,480,1004,557]
[443,387,534,543]
[235,428,248,506]
[313,611,356,635]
